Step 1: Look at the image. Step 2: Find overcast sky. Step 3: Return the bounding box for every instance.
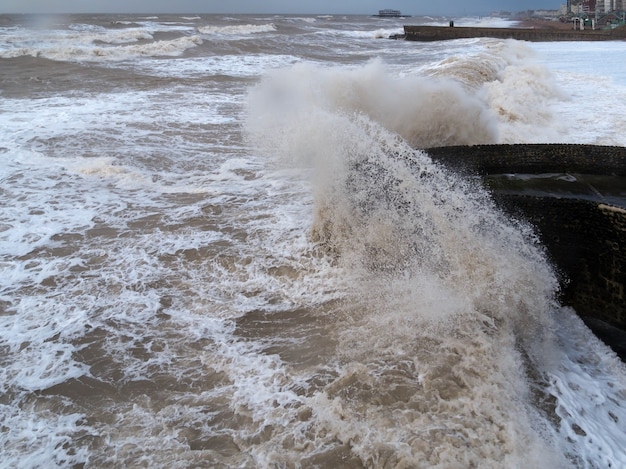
[1,1,561,16]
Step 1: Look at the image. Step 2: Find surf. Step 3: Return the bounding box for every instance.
[243,55,626,467]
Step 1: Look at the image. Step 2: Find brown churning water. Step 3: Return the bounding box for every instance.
[1,13,626,468]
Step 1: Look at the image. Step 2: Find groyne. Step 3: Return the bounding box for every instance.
[404,24,626,41]
[426,144,626,358]
[426,144,626,176]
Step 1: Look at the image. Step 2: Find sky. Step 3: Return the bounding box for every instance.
[1,1,561,17]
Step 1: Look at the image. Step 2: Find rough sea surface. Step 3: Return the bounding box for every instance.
[1,13,626,468]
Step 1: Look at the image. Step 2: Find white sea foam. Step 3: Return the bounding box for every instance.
[0,149,96,257]
[0,141,339,465]
[547,308,626,467]
[246,59,499,152]
[0,24,201,61]
[416,39,570,143]
[0,83,243,266]
[326,27,405,39]
[0,405,89,468]
[131,54,299,78]
[270,16,317,25]
[198,23,276,36]
[530,41,626,146]
[406,38,626,145]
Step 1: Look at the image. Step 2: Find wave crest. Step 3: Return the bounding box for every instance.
[198,23,277,35]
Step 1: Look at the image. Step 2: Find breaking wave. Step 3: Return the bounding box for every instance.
[243,49,626,467]
[198,23,277,36]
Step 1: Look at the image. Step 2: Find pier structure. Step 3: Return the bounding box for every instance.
[374,9,410,18]
[377,9,402,17]
[403,24,626,41]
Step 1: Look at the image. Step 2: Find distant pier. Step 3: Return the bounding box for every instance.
[374,9,410,18]
[403,24,626,41]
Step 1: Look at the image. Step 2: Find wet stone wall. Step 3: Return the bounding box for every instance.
[403,25,626,42]
[427,144,626,357]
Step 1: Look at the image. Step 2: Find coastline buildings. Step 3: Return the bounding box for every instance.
[594,0,626,12]
[564,0,626,28]
[598,0,626,11]
[566,0,626,12]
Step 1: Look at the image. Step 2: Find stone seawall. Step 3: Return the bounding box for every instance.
[426,144,626,358]
[404,25,626,42]
[426,144,626,176]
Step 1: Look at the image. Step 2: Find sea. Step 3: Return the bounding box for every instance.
[1,13,626,468]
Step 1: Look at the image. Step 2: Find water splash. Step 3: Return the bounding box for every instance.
[244,57,626,467]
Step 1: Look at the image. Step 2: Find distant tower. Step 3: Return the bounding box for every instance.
[567,0,572,13]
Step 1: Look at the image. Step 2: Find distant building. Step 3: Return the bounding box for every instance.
[565,0,626,13]
[581,0,597,13]
[567,1,583,14]
[596,0,626,12]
